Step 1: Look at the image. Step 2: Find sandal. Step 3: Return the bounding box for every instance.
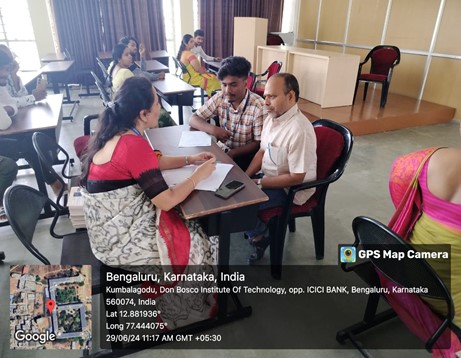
[248,236,270,265]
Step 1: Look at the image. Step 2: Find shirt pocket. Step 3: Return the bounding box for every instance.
[267,144,289,176]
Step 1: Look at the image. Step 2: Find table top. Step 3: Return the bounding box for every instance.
[41,60,75,74]
[150,50,170,59]
[41,52,67,63]
[153,74,195,95]
[145,125,268,219]
[0,94,63,136]
[204,59,222,70]
[18,70,42,89]
[135,59,169,73]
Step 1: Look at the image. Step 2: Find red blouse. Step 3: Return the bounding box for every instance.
[87,135,168,199]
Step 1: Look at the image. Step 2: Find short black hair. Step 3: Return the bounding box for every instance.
[194,29,205,37]
[0,50,12,67]
[217,56,251,81]
[272,73,300,102]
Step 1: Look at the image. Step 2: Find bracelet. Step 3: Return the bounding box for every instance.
[187,176,196,188]
[185,156,189,165]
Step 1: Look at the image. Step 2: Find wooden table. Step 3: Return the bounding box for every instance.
[256,45,360,108]
[153,74,196,125]
[149,50,170,66]
[146,125,268,320]
[41,60,79,120]
[0,94,64,219]
[40,52,67,63]
[135,59,169,73]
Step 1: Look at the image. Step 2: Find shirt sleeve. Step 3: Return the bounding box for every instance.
[0,87,18,116]
[288,123,317,175]
[196,46,214,61]
[252,106,266,141]
[195,93,220,120]
[13,94,35,108]
[0,106,12,130]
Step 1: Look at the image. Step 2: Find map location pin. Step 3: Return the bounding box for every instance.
[46,299,56,314]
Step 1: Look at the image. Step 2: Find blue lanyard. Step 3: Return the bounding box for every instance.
[130,127,143,137]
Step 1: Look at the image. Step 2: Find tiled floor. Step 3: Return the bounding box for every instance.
[1,87,459,357]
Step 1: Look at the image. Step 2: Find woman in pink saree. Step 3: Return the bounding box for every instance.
[386,124,461,356]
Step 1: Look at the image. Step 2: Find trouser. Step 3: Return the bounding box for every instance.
[0,155,18,204]
[0,137,56,186]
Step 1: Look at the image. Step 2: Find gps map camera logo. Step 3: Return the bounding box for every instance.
[340,246,356,263]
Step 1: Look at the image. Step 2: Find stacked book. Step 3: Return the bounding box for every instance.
[68,187,86,229]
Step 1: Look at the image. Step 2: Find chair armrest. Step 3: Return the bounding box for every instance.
[83,114,99,136]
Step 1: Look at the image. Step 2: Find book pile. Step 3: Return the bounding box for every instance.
[68,186,86,229]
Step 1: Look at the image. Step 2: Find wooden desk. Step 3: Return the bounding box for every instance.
[135,59,169,73]
[149,50,170,66]
[18,70,42,93]
[257,45,360,108]
[204,59,222,73]
[0,94,63,218]
[41,52,67,63]
[153,74,196,125]
[146,125,267,320]
[41,60,79,120]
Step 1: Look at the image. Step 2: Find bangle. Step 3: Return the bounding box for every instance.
[187,176,196,188]
[185,156,189,165]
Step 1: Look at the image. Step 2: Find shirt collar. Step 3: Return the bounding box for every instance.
[272,104,299,123]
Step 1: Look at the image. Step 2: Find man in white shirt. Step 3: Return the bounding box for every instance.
[0,49,18,222]
[192,29,222,63]
[245,73,317,263]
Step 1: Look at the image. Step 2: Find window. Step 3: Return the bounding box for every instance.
[0,0,39,70]
[162,0,182,58]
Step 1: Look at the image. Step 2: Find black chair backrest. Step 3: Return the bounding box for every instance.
[247,72,256,91]
[83,114,99,136]
[366,45,400,76]
[63,48,73,60]
[3,185,61,264]
[91,70,111,106]
[352,216,454,349]
[96,57,109,81]
[172,57,191,83]
[32,132,71,209]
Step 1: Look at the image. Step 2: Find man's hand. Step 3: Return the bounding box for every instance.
[139,43,146,58]
[32,88,47,101]
[212,126,230,142]
[214,57,222,62]
[157,71,165,80]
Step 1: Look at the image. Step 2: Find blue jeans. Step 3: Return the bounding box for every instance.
[245,187,287,239]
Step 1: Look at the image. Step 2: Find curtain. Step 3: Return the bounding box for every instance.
[50,0,103,73]
[99,0,166,59]
[199,0,284,59]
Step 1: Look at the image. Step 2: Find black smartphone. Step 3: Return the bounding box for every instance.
[215,180,245,199]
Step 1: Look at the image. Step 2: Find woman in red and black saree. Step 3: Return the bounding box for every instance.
[385,125,461,356]
[80,77,218,328]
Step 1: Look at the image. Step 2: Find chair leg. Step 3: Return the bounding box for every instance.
[269,218,285,280]
[311,206,325,259]
[288,218,296,232]
[380,82,388,108]
[353,80,360,104]
[363,83,369,101]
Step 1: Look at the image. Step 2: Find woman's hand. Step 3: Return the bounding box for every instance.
[192,157,216,182]
[189,152,215,164]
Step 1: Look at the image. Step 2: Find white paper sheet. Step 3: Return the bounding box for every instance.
[178,131,212,147]
[161,163,233,191]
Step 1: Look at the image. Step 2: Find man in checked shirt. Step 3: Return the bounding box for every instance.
[189,56,267,170]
